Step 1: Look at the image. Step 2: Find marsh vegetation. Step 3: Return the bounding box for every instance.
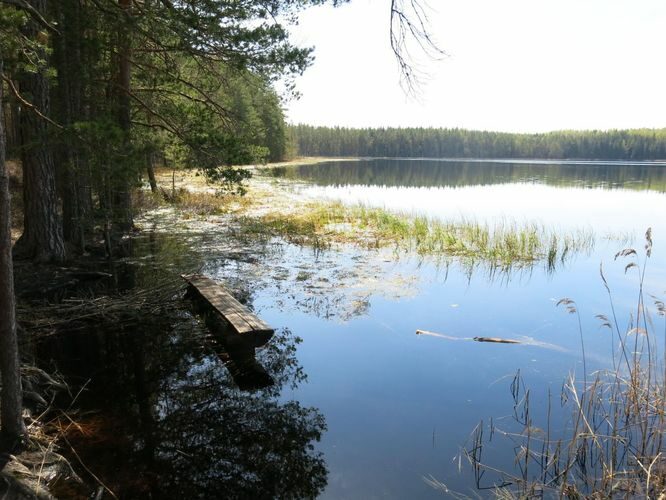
[459,234,666,498]
[240,203,595,270]
[150,166,598,274]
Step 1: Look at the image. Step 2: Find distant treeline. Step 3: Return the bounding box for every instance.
[289,125,666,160]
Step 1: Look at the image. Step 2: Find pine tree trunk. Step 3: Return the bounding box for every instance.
[114,0,134,230]
[56,0,92,252]
[13,0,66,263]
[0,59,27,451]
[2,97,18,154]
[147,153,158,193]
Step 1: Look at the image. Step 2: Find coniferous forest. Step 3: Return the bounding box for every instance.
[1,1,304,263]
[290,124,666,160]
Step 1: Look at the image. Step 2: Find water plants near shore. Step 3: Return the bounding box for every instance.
[145,168,599,272]
[239,201,595,269]
[456,232,666,498]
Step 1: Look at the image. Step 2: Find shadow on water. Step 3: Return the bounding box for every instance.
[26,234,328,499]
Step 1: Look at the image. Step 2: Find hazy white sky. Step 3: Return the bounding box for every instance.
[286,0,666,132]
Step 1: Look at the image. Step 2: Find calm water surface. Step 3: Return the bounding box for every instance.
[261,159,666,497]
[42,159,666,498]
[267,159,666,235]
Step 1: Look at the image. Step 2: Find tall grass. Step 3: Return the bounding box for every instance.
[459,229,665,498]
[240,202,594,269]
[135,186,254,217]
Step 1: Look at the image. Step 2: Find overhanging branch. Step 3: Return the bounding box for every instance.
[0,0,59,33]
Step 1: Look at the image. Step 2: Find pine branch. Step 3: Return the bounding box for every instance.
[0,0,59,33]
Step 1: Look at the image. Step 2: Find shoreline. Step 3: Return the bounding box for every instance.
[263,156,666,166]
[248,156,361,170]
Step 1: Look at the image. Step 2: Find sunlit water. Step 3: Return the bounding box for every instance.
[260,159,666,497]
[41,159,666,498]
[269,159,666,237]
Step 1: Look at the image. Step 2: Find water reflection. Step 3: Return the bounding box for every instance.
[38,293,327,498]
[265,159,666,191]
[265,159,666,239]
[27,163,665,498]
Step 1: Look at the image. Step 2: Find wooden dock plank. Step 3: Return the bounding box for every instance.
[182,274,274,346]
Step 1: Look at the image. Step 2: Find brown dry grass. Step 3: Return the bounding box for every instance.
[457,231,666,498]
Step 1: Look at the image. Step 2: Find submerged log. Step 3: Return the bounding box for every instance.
[416,330,521,344]
[473,337,521,344]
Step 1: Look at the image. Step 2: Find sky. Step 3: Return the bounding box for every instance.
[285,0,666,133]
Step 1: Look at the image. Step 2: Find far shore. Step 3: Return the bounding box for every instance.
[249,156,360,170]
[256,156,666,167]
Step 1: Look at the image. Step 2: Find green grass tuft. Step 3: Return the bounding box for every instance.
[240,202,595,269]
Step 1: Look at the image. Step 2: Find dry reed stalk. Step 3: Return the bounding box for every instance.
[17,278,185,337]
[453,230,665,498]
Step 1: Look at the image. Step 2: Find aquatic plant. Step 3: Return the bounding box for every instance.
[240,201,595,270]
[138,168,599,275]
[456,230,665,498]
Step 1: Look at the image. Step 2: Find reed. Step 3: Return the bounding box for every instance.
[241,202,595,268]
[458,229,665,498]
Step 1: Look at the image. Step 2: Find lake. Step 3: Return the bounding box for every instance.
[42,158,666,498]
[260,158,666,497]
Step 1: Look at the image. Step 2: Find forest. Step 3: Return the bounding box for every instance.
[290,124,666,159]
[1,0,301,263]
[0,0,334,476]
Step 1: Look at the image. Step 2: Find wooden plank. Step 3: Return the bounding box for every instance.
[182,274,274,346]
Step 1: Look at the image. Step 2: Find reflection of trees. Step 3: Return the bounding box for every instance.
[155,370,327,498]
[267,160,666,192]
[149,325,327,499]
[39,305,327,499]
